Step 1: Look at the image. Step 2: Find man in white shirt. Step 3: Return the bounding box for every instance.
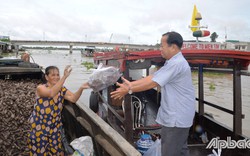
[111,31,195,156]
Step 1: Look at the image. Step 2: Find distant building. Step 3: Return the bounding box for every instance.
[0,36,12,53]
[220,40,250,51]
[0,41,11,53]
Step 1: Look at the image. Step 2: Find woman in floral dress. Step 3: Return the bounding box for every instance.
[28,65,89,156]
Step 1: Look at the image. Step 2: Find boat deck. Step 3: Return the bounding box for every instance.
[189,145,212,156]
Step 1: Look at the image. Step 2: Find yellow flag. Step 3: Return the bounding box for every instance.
[190,5,198,32]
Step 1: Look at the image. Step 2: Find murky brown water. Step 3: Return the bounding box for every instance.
[3,49,250,137]
[192,72,250,137]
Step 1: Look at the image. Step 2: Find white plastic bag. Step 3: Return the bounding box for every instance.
[208,148,222,156]
[70,136,94,156]
[88,63,121,92]
[143,139,161,156]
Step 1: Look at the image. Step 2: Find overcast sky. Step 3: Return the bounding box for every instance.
[0,0,249,45]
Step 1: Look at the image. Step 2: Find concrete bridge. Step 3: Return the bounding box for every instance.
[10,40,158,53]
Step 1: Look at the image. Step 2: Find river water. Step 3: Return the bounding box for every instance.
[4,49,250,137]
[192,71,250,137]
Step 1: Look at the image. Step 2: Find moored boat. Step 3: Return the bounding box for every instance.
[91,48,250,155]
[81,46,95,57]
[0,58,42,79]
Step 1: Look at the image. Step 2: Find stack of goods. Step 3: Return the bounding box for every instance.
[0,79,41,156]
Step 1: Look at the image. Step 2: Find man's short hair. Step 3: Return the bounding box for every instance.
[162,31,183,49]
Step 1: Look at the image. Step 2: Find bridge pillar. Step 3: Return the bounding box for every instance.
[69,44,73,54]
[14,45,19,51]
[14,45,19,56]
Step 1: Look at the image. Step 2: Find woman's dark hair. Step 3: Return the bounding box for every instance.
[162,31,183,49]
[45,66,59,76]
[42,66,59,83]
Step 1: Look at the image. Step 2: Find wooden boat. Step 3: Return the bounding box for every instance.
[0,41,12,53]
[2,47,250,155]
[0,57,140,156]
[91,48,250,155]
[81,46,95,57]
[0,58,42,79]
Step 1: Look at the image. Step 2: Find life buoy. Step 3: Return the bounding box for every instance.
[89,91,99,113]
[193,30,210,37]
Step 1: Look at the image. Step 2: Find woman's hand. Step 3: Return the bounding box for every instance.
[81,82,90,89]
[64,83,90,103]
[64,65,72,78]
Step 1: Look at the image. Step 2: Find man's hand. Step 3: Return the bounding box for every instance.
[110,77,131,100]
[120,77,131,88]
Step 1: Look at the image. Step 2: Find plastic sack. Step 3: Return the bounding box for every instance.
[208,149,222,156]
[61,128,74,155]
[136,134,154,155]
[70,136,94,156]
[143,139,161,156]
[88,63,121,92]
